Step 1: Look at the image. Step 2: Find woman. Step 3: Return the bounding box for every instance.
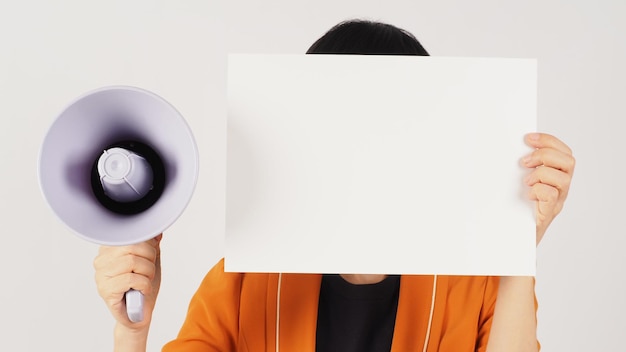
[94,20,575,352]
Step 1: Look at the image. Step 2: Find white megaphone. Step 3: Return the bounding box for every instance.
[38,86,199,323]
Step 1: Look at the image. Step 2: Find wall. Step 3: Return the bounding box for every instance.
[1,1,623,350]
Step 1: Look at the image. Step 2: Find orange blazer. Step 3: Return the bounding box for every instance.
[163,259,506,352]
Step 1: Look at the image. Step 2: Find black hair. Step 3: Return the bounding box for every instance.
[306,19,429,56]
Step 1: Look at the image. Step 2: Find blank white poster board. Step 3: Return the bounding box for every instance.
[226,54,536,276]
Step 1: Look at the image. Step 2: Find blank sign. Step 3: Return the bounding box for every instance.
[226,54,536,276]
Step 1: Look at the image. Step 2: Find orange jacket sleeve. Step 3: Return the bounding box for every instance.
[475,276,499,352]
[474,276,541,352]
[162,259,241,352]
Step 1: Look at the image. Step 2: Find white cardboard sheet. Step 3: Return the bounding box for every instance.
[226,54,537,276]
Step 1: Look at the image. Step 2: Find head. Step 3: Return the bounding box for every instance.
[307,20,428,286]
[306,19,429,56]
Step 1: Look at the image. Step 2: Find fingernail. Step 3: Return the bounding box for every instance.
[522,155,532,164]
[528,133,540,141]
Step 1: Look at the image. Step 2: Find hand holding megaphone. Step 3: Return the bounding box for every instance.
[94,235,162,328]
[38,86,198,323]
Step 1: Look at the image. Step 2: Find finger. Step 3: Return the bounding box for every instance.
[95,254,157,280]
[96,242,158,265]
[126,241,159,261]
[521,147,576,173]
[94,243,158,279]
[523,165,572,193]
[525,133,573,155]
[527,182,563,216]
[98,235,161,255]
[96,244,156,263]
[97,272,154,298]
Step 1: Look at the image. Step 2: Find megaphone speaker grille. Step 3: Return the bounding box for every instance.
[91,140,166,215]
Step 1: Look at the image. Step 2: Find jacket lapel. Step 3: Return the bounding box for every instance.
[391,275,449,352]
[275,273,322,352]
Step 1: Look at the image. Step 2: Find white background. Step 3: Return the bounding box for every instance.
[0,1,623,351]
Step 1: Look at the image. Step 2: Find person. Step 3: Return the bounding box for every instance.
[94,20,575,352]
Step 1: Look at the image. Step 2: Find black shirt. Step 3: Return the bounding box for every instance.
[315,274,401,352]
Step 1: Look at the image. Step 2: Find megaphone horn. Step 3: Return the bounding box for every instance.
[38,86,199,323]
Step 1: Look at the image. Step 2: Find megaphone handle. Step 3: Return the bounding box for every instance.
[125,289,144,323]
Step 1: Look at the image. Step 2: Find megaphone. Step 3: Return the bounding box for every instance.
[38,86,198,323]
